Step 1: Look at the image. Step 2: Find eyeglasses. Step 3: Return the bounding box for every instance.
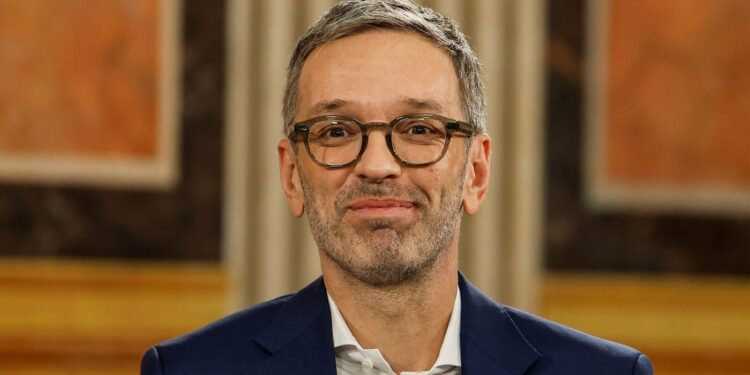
[288,113,476,169]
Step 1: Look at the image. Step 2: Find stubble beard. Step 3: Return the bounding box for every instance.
[300,170,465,288]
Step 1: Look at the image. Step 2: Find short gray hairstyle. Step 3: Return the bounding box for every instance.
[282,0,486,134]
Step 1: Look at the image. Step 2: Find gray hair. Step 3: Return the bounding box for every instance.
[282,0,486,134]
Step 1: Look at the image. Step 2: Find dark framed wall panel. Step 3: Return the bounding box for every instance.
[0,0,225,260]
[544,0,750,275]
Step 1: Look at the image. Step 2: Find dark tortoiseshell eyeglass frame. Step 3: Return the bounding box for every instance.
[288,113,476,169]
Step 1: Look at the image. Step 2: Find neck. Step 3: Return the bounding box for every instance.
[321,242,459,373]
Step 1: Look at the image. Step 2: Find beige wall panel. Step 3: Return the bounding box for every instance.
[506,0,546,311]
[224,0,253,310]
[254,0,297,302]
[296,0,330,288]
[431,0,464,23]
[461,0,507,303]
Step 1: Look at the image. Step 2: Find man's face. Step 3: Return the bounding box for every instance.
[282,30,479,287]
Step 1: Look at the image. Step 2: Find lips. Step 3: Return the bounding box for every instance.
[345,199,416,223]
[348,199,415,210]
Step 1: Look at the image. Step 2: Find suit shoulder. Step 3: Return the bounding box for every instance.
[502,306,652,374]
[503,305,637,355]
[143,293,293,374]
[161,293,292,348]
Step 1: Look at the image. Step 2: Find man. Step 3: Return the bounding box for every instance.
[142,1,653,374]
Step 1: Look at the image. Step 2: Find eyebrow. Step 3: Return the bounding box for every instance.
[310,99,349,115]
[308,97,447,116]
[401,97,447,114]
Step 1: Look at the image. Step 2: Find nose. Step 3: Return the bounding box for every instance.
[353,131,401,181]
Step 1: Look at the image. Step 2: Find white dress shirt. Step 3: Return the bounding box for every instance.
[327,289,462,375]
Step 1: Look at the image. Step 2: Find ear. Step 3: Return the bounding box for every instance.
[278,139,305,217]
[462,134,491,215]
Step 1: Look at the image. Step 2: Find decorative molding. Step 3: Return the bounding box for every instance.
[0,258,227,374]
[541,273,750,375]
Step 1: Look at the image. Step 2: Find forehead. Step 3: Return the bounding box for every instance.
[297,30,462,120]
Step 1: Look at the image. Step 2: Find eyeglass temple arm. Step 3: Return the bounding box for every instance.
[447,120,476,136]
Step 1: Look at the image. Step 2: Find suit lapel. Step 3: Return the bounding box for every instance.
[459,273,542,375]
[247,274,541,375]
[251,278,337,375]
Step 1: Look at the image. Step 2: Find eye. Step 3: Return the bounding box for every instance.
[406,123,434,135]
[399,120,443,138]
[311,121,355,139]
[324,125,349,138]
[308,120,359,146]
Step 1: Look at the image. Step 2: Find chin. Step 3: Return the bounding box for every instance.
[348,265,424,287]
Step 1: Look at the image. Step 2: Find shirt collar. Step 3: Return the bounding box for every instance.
[327,288,462,369]
[327,292,360,349]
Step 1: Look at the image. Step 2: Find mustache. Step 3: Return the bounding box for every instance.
[335,182,428,213]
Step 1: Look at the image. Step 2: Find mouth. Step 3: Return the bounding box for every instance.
[346,198,416,221]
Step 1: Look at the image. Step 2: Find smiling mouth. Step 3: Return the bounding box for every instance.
[349,199,415,210]
[346,199,416,221]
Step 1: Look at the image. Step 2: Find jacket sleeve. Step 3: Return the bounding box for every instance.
[141,346,165,375]
[632,353,654,375]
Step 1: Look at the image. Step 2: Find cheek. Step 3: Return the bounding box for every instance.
[425,154,468,199]
[411,167,452,202]
[304,167,351,204]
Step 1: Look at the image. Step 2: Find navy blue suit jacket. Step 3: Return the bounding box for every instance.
[142,274,653,374]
